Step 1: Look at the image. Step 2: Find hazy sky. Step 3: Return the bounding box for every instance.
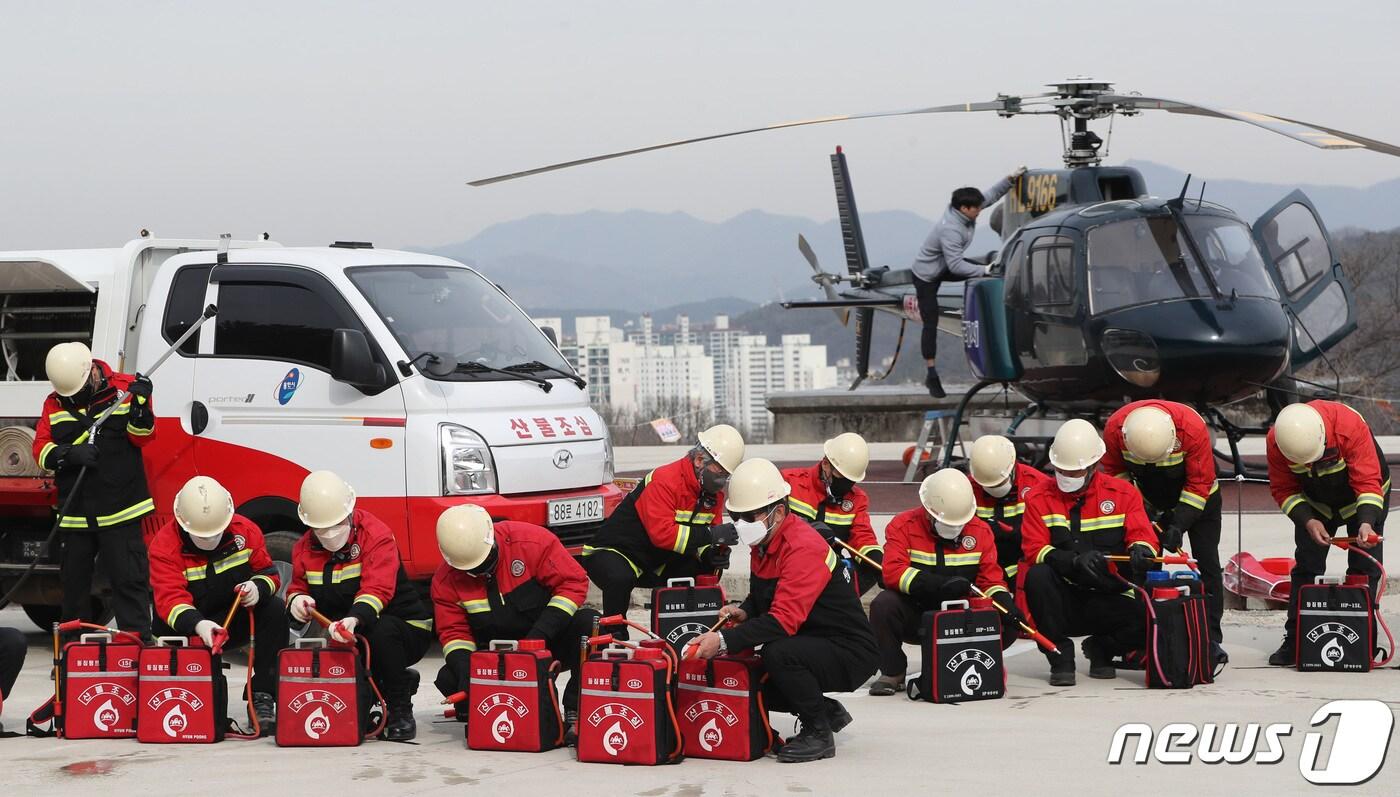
[2,1,1398,251]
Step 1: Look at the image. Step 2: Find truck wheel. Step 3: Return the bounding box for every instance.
[262,530,302,603]
[22,596,110,630]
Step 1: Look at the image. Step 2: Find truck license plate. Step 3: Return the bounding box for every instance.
[548,496,604,527]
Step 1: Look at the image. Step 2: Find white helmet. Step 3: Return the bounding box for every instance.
[823,432,869,482]
[45,341,93,398]
[174,475,235,539]
[725,458,791,514]
[437,504,495,570]
[697,424,745,473]
[297,470,356,529]
[969,435,1017,487]
[1274,403,1326,465]
[1123,406,1176,463]
[918,468,977,526]
[1049,419,1106,471]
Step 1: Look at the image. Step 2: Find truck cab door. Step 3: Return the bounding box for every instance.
[192,265,409,551]
[1252,190,1357,368]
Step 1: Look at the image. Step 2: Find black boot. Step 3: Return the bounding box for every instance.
[925,367,947,399]
[1268,637,1296,667]
[824,698,852,734]
[250,691,276,737]
[564,710,578,747]
[1211,642,1229,667]
[1082,636,1117,679]
[382,670,419,742]
[778,716,836,763]
[1047,649,1076,686]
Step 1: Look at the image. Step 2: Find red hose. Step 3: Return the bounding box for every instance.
[1335,543,1394,667]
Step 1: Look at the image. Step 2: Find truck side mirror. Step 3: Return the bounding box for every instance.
[331,328,386,390]
[542,327,559,347]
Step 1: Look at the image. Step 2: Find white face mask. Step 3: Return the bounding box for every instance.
[315,521,352,552]
[735,519,769,547]
[984,479,1013,498]
[1056,471,1087,493]
[189,533,222,551]
[934,520,964,540]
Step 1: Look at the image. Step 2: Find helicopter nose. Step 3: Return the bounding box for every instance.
[1098,298,1291,403]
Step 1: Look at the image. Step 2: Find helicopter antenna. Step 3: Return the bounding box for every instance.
[1168,173,1192,209]
[1198,181,1207,206]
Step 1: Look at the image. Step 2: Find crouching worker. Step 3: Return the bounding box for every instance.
[968,434,1051,596]
[148,476,288,733]
[432,505,599,743]
[783,432,884,595]
[1021,420,1158,686]
[286,471,433,741]
[688,459,877,763]
[583,424,745,635]
[868,468,1018,696]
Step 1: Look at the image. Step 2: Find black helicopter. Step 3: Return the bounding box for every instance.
[470,78,1400,471]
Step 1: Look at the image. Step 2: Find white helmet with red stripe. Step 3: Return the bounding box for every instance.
[1123,406,1177,463]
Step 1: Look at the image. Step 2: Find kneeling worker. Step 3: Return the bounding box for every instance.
[968,434,1051,596]
[286,471,433,741]
[868,468,1018,696]
[583,424,744,633]
[782,432,883,595]
[147,476,288,733]
[688,459,877,763]
[1021,420,1158,686]
[432,505,599,741]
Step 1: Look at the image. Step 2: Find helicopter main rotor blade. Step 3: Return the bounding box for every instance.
[1097,94,1400,157]
[468,99,1014,186]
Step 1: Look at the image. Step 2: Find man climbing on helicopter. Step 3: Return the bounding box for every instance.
[912,166,1026,398]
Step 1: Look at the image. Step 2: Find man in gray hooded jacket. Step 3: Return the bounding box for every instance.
[912,167,1025,397]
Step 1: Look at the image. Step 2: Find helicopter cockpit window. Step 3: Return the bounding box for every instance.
[1028,236,1076,314]
[1087,217,1209,314]
[1180,215,1280,301]
[1256,203,1332,298]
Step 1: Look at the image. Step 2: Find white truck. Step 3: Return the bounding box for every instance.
[0,236,620,625]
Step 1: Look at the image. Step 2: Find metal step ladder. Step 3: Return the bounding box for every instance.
[904,409,959,482]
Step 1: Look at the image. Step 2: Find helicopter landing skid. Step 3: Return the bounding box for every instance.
[1199,405,1269,480]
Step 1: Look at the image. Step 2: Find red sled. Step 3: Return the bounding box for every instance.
[576,646,681,765]
[28,631,143,739]
[467,639,564,753]
[676,655,775,761]
[276,638,371,747]
[137,637,228,744]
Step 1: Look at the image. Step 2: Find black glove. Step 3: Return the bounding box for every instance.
[1044,548,1076,579]
[1158,524,1184,553]
[699,545,731,570]
[809,521,836,543]
[1130,545,1156,575]
[64,444,100,469]
[991,590,1021,623]
[709,522,739,547]
[129,374,153,401]
[1073,550,1113,588]
[909,573,948,604]
[940,576,972,601]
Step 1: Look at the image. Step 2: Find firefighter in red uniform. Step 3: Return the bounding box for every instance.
[867,468,1019,695]
[688,459,877,764]
[432,504,599,742]
[1021,420,1159,686]
[583,424,744,635]
[286,471,433,741]
[968,434,1052,598]
[782,432,883,595]
[34,342,156,638]
[147,476,288,733]
[1101,400,1227,664]
[1265,401,1387,666]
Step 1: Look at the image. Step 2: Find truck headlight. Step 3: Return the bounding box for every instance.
[440,424,497,495]
[602,431,615,482]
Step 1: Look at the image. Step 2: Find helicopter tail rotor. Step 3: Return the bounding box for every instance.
[797,234,849,326]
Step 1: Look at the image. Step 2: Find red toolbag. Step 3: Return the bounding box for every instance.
[276,637,371,747]
[28,631,144,739]
[136,637,228,744]
[576,646,681,765]
[676,654,774,761]
[467,639,564,753]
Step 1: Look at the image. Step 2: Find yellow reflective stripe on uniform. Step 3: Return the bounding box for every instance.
[460,599,491,614]
[580,545,641,577]
[908,550,939,566]
[547,595,580,615]
[824,512,856,523]
[1129,540,1158,555]
[1041,514,1068,526]
[252,574,277,593]
[672,524,690,554]
[898,567,919,594]
[942,552,982,566]
[407,618,434,632]
[330,564,362,583]
[354,594,384,614]
[674,510,715,523]
[1004,563,1019,578]
[38,442,57,469]
[1280,494,1307,515]
[59,497,156,528]
[213,549,252,574]
[1357,492,1385,509]
[1315,459,1348,477]
[976,507,994,519]
[824,548,838,572]
[1034,545,1056,564]
[167,603,195,627]
[979,504,1027,519]
[48,411,78,424]
[1304,499,1335,520]
[126,422,154,436]
[786,496,817,518]
[1077,515,1126,532]
[443,640,476,656]
[1178,490,1208,510]
[857,544,883,557]
[184,565,207,581]
[984,584,1010,597]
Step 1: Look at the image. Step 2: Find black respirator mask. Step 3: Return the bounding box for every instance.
[467,546,500,578]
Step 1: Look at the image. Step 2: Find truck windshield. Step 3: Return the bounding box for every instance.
[348,265,574,380]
